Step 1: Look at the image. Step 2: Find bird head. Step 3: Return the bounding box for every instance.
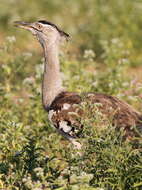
[14,20,70,46]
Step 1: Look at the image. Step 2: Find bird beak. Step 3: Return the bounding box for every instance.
[14,21,38,36]
[14,21,33,30]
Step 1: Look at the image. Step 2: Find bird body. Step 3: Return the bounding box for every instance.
[14,20,142,148]
[49,91,142,139]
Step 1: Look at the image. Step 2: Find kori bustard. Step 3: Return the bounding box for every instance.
[14,20,142,148]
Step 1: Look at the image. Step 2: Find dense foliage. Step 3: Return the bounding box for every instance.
[0,0,142,189]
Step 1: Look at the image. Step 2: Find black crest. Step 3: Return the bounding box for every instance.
[38,20,70,39]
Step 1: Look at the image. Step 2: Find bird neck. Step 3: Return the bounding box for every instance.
[42,42,64,110]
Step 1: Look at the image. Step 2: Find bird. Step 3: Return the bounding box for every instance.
[14,20,142,149]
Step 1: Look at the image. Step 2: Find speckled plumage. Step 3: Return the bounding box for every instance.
[48,91,142,139]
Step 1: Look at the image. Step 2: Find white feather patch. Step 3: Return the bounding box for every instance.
[59,120,71,133]
[48,110,56,122]
[62,103,71,110]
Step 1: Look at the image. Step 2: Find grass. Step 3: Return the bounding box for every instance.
[0,1,142,189]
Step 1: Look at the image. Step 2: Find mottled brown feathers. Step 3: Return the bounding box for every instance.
[49,91,142,138]
[50,91,81,110]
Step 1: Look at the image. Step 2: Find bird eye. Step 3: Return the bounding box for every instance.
[36,23,43,30]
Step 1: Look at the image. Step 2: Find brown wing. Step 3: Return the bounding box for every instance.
[48,92,142,138]
[49,92,83,138]
[86,93,142,137]
[50,91,81,110]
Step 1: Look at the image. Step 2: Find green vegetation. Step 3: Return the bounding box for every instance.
[0,0,142,189]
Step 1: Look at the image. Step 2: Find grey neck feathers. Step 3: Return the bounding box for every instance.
[42,42,64,110]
